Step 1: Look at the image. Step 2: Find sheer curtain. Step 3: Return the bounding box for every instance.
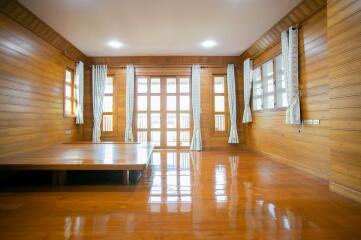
[75,61,84,124]
[125,64,135,142]
[242,58,253,123]
[282,27,301,124]
[92,65,107,143]
[190,64,202,151]
[227,64,239,143]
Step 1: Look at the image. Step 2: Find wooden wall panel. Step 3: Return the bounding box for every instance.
[328,0,361,202]
[241,8,330,179]
[0,0,87,62]
[82,61,244,149]
[0,13,81,156]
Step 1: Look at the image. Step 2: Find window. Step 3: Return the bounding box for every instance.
[135,76,191,148]
[213,75,228,132]
[262,60,274,109]
[275,54,287,108]
[64,68,76,116]
[252,54,286,111]
[102,76,114,133]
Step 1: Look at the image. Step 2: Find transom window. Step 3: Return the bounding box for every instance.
[252,54,286,111]
[135,76,192,148]
[64,68,76,116]
[213,75,228,132]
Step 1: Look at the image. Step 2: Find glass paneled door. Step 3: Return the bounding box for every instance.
[135,76,192,148]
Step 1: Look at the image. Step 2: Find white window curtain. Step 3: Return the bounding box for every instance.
[190,64,202,151]
[227,64,239,144]
[242,58,253,123]
[75,61,84,124]
[92,64,107,143]
[282,27,301,124]
[125,64,135,143]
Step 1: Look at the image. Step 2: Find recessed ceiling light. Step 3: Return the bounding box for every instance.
[107,40,123,48]
[201,40,217,48]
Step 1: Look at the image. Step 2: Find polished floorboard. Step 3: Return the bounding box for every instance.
[0,150,360,239]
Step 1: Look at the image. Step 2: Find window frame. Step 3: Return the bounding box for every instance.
[101,74,117,137]
[252,52,287,113]
[211,74,229,136]
[64,67,75,117]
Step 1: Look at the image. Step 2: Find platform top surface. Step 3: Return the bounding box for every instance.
[0,142,154,170]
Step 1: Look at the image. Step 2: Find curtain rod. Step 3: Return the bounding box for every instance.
[88,64,239,69]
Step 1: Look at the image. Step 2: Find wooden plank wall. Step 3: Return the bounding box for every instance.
[240,7,330,179]
[0,13,82,156]
[82,57,244,149]
[327,0,361,202]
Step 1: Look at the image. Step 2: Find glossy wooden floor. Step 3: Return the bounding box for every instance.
[0,143,154,171]
[0,150,360,239]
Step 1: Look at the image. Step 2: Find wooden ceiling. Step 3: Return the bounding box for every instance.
[240,0,327,59]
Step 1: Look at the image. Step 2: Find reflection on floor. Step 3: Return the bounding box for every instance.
[0,150,360,239]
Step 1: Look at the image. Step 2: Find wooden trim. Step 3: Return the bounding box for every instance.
[0,0,87,62]
[330,182,361,204]
[240,0,327,59]
[90,56,241,66]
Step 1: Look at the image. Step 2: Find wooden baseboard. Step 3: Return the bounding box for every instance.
[330,182,361,204]
[249,148,329,180]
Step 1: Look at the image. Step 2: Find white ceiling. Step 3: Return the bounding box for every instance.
[19,0,301,57]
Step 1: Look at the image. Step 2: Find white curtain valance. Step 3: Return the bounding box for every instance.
[125,64,135,143]
[242,58,253,123]
[75,61,84,124]
[282,27,301,124]
[92,64,107,143]
[190,64,202,151]
[227,64,239,144]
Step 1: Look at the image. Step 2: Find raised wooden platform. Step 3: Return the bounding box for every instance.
[0,142,154,184]
[0,142,154,170]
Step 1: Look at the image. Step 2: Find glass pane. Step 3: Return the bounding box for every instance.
[137,96,147,111]
[264,95,274,109]
[167,78,176,93]
[65,85,72,97]
[262,60,273,77]
[277,92,288,108]
[151,96,160,111]
[151,78,160,93]
[214,76,225,93]
[151,113,160,128]
[214,96,224,112]
[137,131,147,143]
[253,98,262,111]
[253,68,261,81]
[179,77,190,93]
[137,77,147,93]
[215,114,225,131]
[167,113,177,128]
[167,96,177,111]
[137,113,147,129]
[65,99,71,113]
[282,92,288,107]
[180,131,190,146]
[103,96,113,112]
[167,131,177,146]
[253,83,262,96]
[105,77,113,94]
[102,115,113,132]
[179,95,189,111]
[180,113,189,129]
[151,131,161,146]
[65,70,72,83]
